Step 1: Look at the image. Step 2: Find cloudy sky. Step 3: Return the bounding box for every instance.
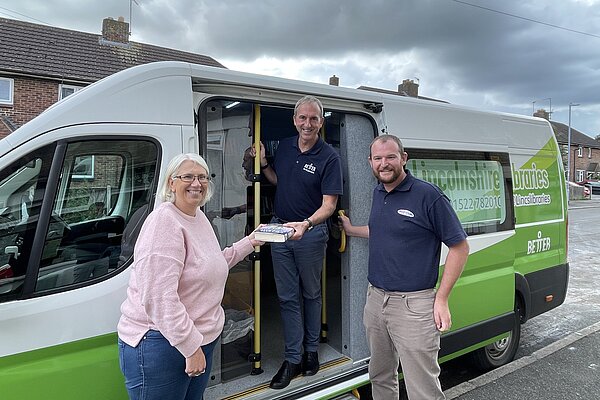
[2,0,599,137]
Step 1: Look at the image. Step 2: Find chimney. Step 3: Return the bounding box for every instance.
[533,109,550,120]
[329,75,339,86]
[102,17,129,44]
[399,79,419,98]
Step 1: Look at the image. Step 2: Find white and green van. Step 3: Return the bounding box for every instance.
[0,62,568,399]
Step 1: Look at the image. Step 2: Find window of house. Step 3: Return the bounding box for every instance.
[589,147,592,158]
[576,170,585,182]
[59,84,84,100]
[577,146,583,157]
[586,171,595,180]
[72,155,95,179]
[0,77,14,105]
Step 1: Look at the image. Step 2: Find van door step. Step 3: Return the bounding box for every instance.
[331,392,360,399]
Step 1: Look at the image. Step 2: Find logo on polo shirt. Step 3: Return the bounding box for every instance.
[303,163,316,174]
[397,209,414,218]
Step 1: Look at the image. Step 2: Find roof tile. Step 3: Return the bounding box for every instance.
[0,17,225,82]
[551,121,600,148]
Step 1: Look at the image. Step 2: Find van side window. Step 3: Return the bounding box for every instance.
[407,149,514,235]
[34,140,158,291]
[0,139,158,301]
[0,147,55,300]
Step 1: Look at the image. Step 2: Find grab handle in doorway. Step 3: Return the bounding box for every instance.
[338,209,347,253]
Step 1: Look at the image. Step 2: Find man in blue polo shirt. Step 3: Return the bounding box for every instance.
[257,95,343,389]
[340,134,469,399]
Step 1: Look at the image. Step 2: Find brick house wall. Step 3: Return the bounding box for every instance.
[0,16,225,140]
[570,144,600,182]
[0,76,58,139]
[68,154,124,214]
[536,110,600,183]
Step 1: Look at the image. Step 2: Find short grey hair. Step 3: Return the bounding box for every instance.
[294,95,324,119]
[158,153,214,206]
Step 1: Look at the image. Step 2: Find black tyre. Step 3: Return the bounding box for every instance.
[470,299,522,370]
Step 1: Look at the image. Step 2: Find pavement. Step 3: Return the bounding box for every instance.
[442,198,600,400]
[444,322,600,400]
[569,196,600,209]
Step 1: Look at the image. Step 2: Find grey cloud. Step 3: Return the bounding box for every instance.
[3,0,599,135]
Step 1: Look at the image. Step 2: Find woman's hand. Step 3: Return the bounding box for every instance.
[185,346,206,377]
[248,224,266,247]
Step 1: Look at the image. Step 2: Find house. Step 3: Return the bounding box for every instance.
[325,74,446,103]
[0,16,225,208]
[0,16,225,139]
[357,78,448,103]
[534,109,600,183]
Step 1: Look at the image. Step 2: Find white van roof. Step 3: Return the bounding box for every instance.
[1,61,553,156]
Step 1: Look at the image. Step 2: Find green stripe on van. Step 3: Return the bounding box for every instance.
[0,333,127,400]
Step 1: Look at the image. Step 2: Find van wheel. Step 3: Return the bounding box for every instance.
[471,299,521,370]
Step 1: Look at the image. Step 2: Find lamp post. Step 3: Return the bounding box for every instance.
[566,102,580,202]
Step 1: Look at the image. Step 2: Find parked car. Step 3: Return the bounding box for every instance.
[570,181,591,199]
[583,186,592,197]
[579,180,600,195]
[580,185,592,198]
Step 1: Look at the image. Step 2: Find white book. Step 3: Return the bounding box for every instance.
[255,224,295,242]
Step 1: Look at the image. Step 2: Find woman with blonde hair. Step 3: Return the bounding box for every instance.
[118,153,263,399]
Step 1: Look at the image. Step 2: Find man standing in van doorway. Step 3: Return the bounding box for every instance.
[339,134,469,399]
[255,95,343,390]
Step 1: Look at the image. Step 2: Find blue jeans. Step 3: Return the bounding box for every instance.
[270,221,328,364]
[118,330,217,400]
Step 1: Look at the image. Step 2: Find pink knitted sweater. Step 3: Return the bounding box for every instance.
[117,202,254,358]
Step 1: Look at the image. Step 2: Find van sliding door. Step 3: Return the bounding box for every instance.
[203,100,256,383]
[200,98,375,396]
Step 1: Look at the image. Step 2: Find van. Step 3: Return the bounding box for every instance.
[0,61,568,399]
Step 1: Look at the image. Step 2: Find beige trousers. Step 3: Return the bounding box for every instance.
[363,285,444,400]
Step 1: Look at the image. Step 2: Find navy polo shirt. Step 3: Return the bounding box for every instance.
[368,171,467,292]
[272,136,343,222]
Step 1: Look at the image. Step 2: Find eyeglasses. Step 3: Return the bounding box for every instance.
[173,174,211,183]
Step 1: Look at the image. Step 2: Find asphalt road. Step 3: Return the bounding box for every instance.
[517,205,600,357]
